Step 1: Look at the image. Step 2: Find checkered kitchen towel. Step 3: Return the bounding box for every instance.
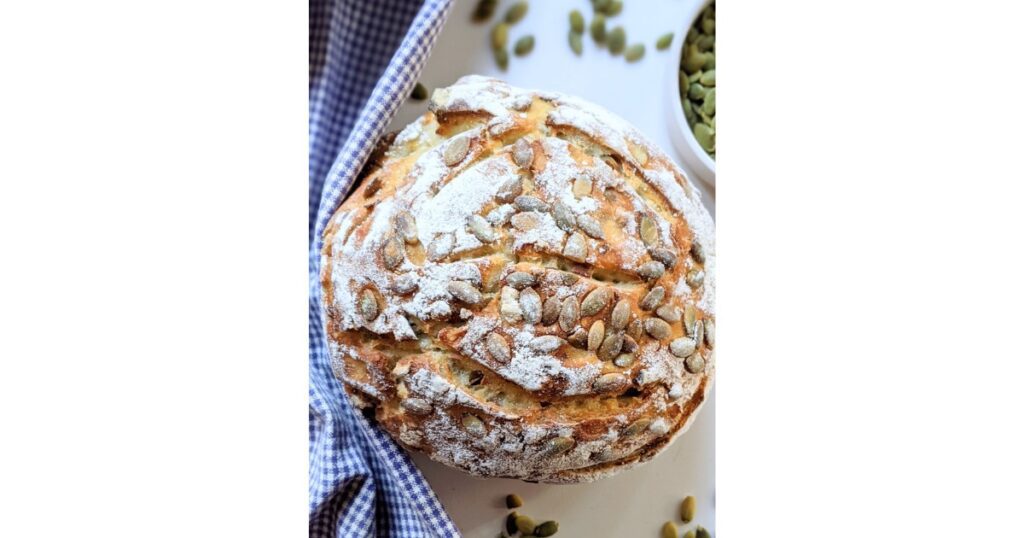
[309,0,458,536]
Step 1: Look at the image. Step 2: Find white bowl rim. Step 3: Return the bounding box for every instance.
[667,0,715,186]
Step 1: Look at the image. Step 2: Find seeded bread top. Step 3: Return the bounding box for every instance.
[320,76,715,483]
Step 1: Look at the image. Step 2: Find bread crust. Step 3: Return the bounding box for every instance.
[321,76,716,483]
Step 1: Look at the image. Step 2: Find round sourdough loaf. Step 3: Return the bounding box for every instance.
[320,76,715,483]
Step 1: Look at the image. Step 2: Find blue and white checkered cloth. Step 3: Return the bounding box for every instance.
[309,0,459,536]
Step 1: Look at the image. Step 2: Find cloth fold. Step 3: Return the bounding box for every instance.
[309,0,458,536]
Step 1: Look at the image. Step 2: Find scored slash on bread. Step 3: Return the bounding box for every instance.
[320,76,715,483]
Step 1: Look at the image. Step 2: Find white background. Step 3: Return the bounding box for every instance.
[2,0,1024,537]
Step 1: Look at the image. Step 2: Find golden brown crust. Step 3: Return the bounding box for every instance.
[321,76,716,483]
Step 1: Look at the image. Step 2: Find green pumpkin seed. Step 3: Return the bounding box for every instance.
[681,44,707,73]
[686,26,699,43]
[703,51,715,69]
[605,0,623,16]
[505,493,523,509]
[593,0,611,13]
[569,10,584,33]
[492,23,509,49]
[683,98,695,125]
[494,47,509,70]
[608,26,626,54]
[695,526,711,538]
[701,88,715,116]
[680,495,696,523]
[569,30,583,55]
[514,35,535,56]
[535,520,559,537]
[590,14,606,42]
[693,122,715,153]
[696,33,714,52]
[662,521,679,538]
[515,514,537,535]
[471,0,498,23]
[699,69,715,87]
[688,82,706,101]
[679,71,690,95]
[624,43,645,62]
[505,512,519,535]
[701,16,715,35]
[410,82,428,101]
[504,1,528,24]
[656,33,674,51]
[683,531,696,538]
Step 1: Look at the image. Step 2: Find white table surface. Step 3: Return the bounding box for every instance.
[388,1,716,535]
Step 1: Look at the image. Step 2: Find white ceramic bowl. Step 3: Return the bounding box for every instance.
[667,0,715,187]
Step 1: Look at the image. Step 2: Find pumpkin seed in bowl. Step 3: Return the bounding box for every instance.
[678,1,715,160]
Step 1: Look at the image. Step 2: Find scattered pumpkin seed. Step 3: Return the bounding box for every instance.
[562,232,588,262]
[513,35,535,56]
[486,332,512,363]
[569,10,585,33]
[637,261,666,280]
[448,280,482,305]
[683,303,697,335]
[671,336,696,356]
[680,495,696,523]
[640,286,665,311]
[656,33,674,50]
[567,327,588,349]
[541,436,575,457]
[559,296,580,331]
[382,235,405,270]
[627,318,644,341]
[358,289,379,322]
[520,287,542,324]
[512,138,534,169]
[645,317,671,339]
[552,202,576,233]
[530,335,564,353]
[683,531,696,538]
[593,0,610,14]
[467,214,497,243]
[410,82,428,101]
[685,351,706,373]
[608,26,626,54]
[444,135,471,166]
[534,520,559,537]
[590,14,606,42]
[640,216,659,246]
[494,47,509,70]
[593,372,628,393]
[605,0,623,16]
[656,305,681,322]
[624,43,645,62]
[505,493,523,509]
[505,512,519,535]
[622,418,652,437]
[597,330,624,360]
[504,1,528,24]
[650,247,678,268]
[492,23,509,50]
[515,514,537,535]
[588,320,605,352]
[515,194,549,212]
[471,0,498,22]
[580,287,612,316]
[693,122,714,153]
[613,353,634,367]
[695,526,711,538]
[610,299,631,329]
[542,296,561,325]
[662,521,679,538]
